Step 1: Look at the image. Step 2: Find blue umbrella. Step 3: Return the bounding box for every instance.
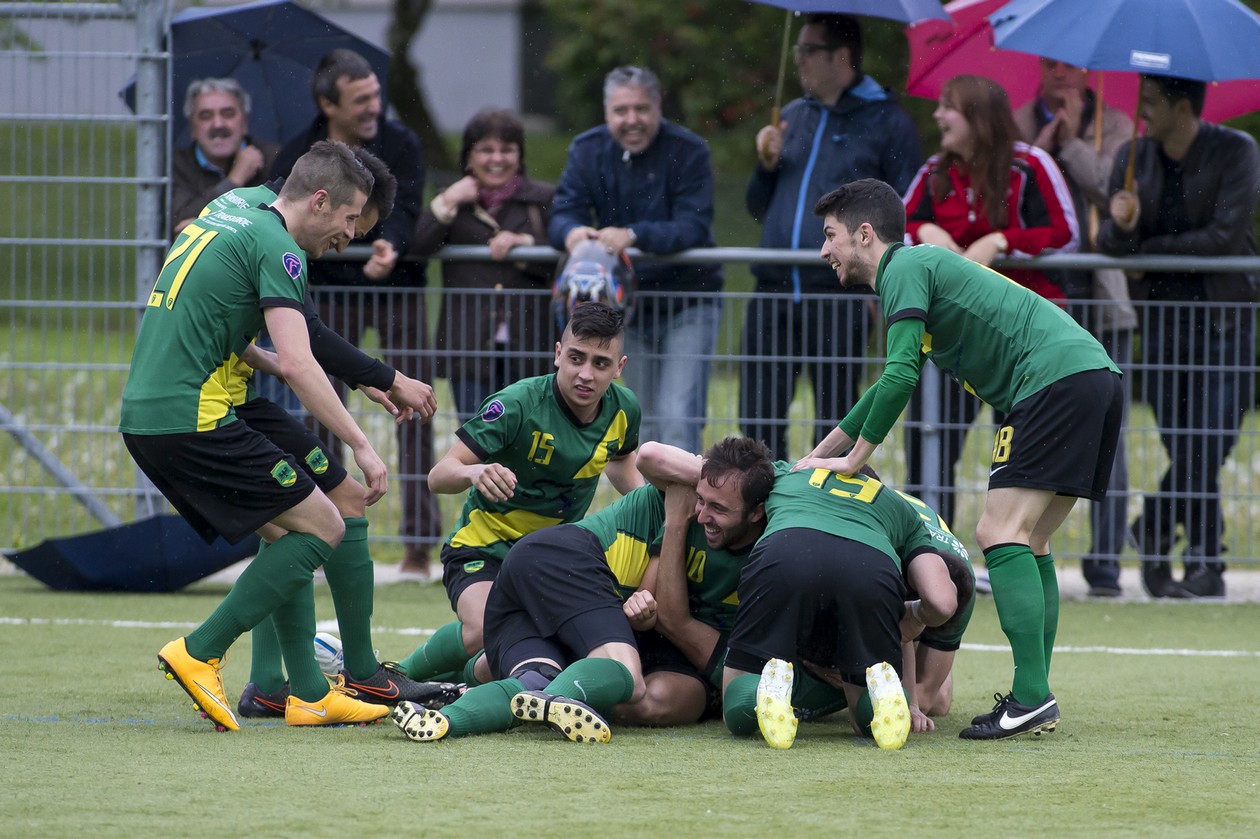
[990,0,1260,82]
[120,0,390,148]
[5,514,260,593]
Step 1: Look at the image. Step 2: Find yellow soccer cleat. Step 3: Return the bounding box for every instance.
[284,676,390,727]
[392,700,451,742]
[866,661,910,750]
[510,690,611,744]
[756,658,798,750]
[157,637,240,732]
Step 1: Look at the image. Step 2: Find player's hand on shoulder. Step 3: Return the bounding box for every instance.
[790,456,849,475]
[623,590,658,631]
[472,462,517,501]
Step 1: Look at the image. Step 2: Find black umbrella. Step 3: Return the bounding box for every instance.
[6,515,260,593]
[120,0,391,147]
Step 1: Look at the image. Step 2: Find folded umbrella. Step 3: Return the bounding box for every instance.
[6,514,260,593]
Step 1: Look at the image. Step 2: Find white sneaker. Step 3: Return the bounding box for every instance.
[756,658,798,749]
[866,661,909,750]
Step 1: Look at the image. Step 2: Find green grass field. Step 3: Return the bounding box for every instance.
[2,574,1257,837]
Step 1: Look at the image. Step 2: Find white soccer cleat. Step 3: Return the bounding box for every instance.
[756,658,798,749]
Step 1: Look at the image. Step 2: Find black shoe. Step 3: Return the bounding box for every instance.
[1141,561,1178,598]
[960,693,1059,740]
[238,681,290,718]
[1087,585,1123,598]
[1169,568,1226,599]
[340,663,464,709]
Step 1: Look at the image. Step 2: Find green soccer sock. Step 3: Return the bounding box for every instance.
[186,530,333,662]
[396,621,470,681]
[462,651,485,688]
[985,543,1050,705]
[722,673,760,736]
[1036,552,1060,677]
[441,678,525,737]
[270,580,329,701]
[322,517,378,680]
[249,616,286,694]
[244,540,286,693]
[545,658,634,713]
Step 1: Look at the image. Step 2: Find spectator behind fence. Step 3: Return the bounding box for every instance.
[170,77,278,237]
[270,48,442,581]
[548,65,723,454]
[1015,59,1137,597]
[412,109,556,422]
[902,74,1079,526]
[743,14,921,460]
[1099,74,1260,600]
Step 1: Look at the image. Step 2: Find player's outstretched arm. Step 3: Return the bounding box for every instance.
[428,438,517,502]
[636,442,703,488]
[266,306,387,504]
[801,425,855,461]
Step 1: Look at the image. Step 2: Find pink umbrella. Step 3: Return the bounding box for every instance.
[906,0,1260,122]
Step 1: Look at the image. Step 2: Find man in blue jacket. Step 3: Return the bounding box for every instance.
[743,15,921,459]
[548,66,722,454]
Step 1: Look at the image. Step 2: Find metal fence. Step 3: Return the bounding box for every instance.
[2,1,1259,576]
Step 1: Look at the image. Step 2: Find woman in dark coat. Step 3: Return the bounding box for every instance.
[412,109,556,420]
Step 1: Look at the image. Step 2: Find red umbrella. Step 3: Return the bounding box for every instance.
[906,0,1260,122]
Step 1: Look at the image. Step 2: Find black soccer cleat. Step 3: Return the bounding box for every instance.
[238,681,290,718]
[340,662,464,709]
[960,692,1059,740]
[510,690,611,744]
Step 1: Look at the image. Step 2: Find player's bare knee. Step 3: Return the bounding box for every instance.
[327,477,366,519]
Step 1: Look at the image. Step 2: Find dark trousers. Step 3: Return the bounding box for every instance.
[739,293,869,460]
[313,288,442,551]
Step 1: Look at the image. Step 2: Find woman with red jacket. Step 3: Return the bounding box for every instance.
[901,74,1079,526]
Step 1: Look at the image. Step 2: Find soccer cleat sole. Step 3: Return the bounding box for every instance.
[510,691,611,744]
[392,701,451,742]
[959,718,1059,740]
[756,659,798,749]
[866,661,909,751]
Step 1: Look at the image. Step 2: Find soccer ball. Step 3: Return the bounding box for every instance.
[552,239,636,329]
[313,631,344,676]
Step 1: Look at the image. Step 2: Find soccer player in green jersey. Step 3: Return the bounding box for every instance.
[801,178,1124,740]
[393,302,643,686]
[122,141,396,730]
[202,152,459,719]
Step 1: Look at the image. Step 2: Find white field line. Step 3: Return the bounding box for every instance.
[2,615,1259,657]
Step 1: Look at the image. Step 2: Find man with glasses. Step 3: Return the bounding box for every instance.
[743,14,921,460]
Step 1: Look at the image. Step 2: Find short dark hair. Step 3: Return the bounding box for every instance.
[312,49,374,106]
[459,109,527,173]
[805,13,863,75]
[1142,73,1207,118]
[280,139,373,209]
[352,146,395,221]
[561,301,625,346]
[814,178,906,244]
[700,437,775,512]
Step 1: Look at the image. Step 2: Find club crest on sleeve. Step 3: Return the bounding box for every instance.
[282,252,303,280]
[481,399,506,422]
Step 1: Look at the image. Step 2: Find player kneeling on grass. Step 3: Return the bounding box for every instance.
[391,484,667,744]
[719,460,957,751]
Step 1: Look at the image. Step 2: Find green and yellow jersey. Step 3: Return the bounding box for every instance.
[673,522,749,635]
[575,484,665,599]
[760,462,936,572]
[447,374,641,560]
[120,205,307,435]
